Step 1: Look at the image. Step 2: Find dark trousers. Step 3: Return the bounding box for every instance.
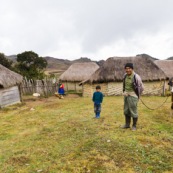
[94,103,101,118]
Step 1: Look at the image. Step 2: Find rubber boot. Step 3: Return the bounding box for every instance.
[122,115,131,128]
[96,112,100,118]
[132,118,138,131]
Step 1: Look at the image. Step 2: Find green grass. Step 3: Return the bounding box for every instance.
[0,95,173,173]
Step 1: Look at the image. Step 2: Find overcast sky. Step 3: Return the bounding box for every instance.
[0,0,173,60]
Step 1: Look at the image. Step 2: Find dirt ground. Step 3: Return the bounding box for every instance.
[22,93,81,108]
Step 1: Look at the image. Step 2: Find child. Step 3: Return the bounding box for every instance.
[58,81,65,95]
[92,85,104,118]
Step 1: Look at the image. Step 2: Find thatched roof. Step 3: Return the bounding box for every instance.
[59,62,99,82]
[154,60,173,79]
[0,64,23,88]
[81,56,166,84]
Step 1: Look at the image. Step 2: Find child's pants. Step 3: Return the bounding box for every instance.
[94,103,101,118]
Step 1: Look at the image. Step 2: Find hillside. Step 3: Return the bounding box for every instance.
[44,56,72,75]
[6,53,170,76]
[44,56,103,76]
[6,55,104,76]
[167,56,173,60]
[45,56,95,71]
[136,53,159,61]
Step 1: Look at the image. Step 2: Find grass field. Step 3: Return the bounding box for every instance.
[0,95,173,173]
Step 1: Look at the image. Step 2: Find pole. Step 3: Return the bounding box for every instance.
[171,83,173,116]
[171,89,173,110]
[168,78,173,116]
[171,91,173,116]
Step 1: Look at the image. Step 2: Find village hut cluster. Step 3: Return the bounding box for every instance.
[0,55,173,107]
[0,64,23,108]
[60,55,173,97]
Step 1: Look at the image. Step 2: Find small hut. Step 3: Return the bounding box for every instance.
[0,64,23,108]
[59,62,99,92]
[80,56,166,97]
[154,60,173,94]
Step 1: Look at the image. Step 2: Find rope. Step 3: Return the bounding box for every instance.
[139,95,170,110]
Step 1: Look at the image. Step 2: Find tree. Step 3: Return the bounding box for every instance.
[15,51,48,79]
[0,53,13,69]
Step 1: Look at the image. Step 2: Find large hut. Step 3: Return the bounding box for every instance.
[154,60,173,94]
[0,64,23,108]
[154,60,173,79]
[80,56,166,97]
[59,62,99,92]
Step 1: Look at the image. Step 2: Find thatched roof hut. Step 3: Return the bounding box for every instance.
[59,62,99,82]
[82,55,166,84]
[0,64,23,88]
[0,64,23,108]
[154,60,173,79]
[80,56,167,97]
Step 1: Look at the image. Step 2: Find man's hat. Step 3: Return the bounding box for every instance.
[124,63,133,69]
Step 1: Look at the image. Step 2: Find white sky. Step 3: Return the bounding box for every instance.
[0,0,173,60]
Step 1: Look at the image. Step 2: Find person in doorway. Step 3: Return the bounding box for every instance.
[92,85,104,118]
[122,63,144,131]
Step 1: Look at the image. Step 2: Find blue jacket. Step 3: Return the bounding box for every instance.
[92,91,103,104]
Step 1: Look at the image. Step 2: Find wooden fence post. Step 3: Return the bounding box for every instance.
[21,77,61,97]
[168,78,173,116]
[162,80,166,96]
[18,84,23,103]
[171,89,173,116]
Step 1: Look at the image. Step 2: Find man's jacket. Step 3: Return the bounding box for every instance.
[123,73,144,98]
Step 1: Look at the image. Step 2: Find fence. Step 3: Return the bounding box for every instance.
[21,78,58,97]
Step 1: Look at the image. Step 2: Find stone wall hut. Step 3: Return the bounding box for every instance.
[0,64,23,108]
[154,60,173,94]
[59,62,99,92]
[80,56,166,97]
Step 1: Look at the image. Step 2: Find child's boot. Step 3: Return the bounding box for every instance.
[97,112,100,118]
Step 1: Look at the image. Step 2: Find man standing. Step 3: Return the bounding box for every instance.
[122,63,144,131]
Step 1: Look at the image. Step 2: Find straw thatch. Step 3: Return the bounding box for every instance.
[82,55,166,84]
[0,64,23,88]
[154,60,173,79]
[59,62,99,82]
